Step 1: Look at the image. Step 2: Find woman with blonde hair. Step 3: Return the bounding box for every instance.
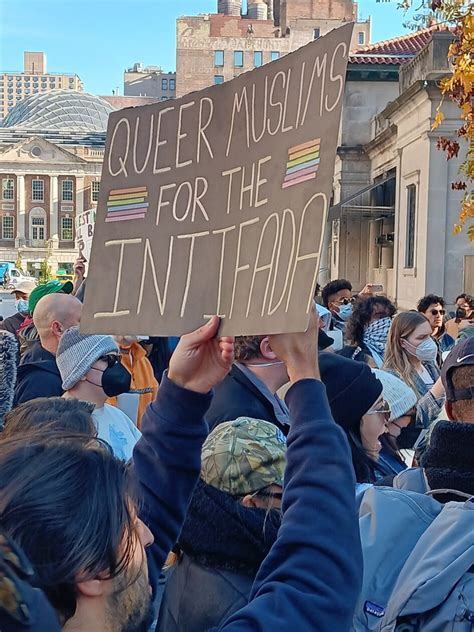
[383,311,445,448]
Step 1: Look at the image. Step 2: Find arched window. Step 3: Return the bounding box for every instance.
[29,207,46,242]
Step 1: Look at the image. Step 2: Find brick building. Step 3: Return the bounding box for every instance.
[0,90,110,277]
[0,52,83,121]
[176,0,370,96]
[124,63,176,101]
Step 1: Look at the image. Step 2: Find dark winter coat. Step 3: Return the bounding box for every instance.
[205,365,289,436]
[13,342,63,406]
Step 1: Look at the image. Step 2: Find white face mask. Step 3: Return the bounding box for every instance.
[402,337,438,362]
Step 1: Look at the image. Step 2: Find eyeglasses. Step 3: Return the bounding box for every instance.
[250,489,283,500]
[366,399,391,419]
[99,354,120,368]
[430,309,446,316]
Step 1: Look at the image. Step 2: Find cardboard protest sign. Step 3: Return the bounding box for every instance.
[76,208,96,262]
[81,24,352,336]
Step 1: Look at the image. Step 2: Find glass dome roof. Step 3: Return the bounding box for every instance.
[2,90,114,132]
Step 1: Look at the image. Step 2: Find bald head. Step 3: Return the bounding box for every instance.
[33,293,82,354]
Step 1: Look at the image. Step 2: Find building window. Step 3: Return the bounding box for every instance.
[405,184,417,268]
[214,75,224,85]
[214,50,224,67]
[2,178,14,200]
[270,51,280,61]
[2,216,14,240]
[358,32,365,45]
[234,50,244,67]
[313,28,320,39]
[254,51,263,67]
[62,179,73,201]
[30,208,46,242]
[32,179,44,201]
[61,217,73,241]
[91,181,100,202]
[161,78,168,91]
[169,78,175,91]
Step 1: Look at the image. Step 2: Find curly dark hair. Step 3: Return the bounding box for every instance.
[346,296,396,346]
[417,294,445,313]
[321,279,352,308]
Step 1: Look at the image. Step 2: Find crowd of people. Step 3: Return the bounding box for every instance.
[0,267,473,631]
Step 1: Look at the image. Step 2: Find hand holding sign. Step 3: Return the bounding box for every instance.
[168,316,234,394]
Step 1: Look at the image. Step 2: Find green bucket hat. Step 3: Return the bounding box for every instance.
[28,280,74,315]
[201,417,286,496]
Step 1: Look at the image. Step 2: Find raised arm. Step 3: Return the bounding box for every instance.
[221,309,363,631]
[133,316,234,570]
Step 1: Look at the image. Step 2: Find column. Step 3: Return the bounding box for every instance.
[16,174,26,247]
[76,176,85,216]
[50,175,59,245]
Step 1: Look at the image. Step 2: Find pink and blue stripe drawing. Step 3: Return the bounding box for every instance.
[282,138,321,189]
[105,186,149,222]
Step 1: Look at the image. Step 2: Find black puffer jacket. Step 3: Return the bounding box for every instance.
[13,342,62,406]
[157,479,281,632]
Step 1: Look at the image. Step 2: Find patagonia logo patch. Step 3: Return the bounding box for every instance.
[364,601,385,618]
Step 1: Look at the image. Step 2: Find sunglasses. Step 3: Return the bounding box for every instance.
[430,309,446,316]
[334,297,355,306]
[366,399,391,419]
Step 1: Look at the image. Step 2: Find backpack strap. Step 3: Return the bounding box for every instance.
[392,467,429,494]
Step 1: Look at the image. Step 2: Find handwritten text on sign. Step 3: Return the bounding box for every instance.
[81,25,352,336]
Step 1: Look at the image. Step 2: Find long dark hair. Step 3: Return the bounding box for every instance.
[0,430,138,623]
[347,426,386,484]
[346,296,396,346]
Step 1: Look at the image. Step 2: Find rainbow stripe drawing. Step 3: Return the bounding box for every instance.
[105,186,149,222]
[282,138,321,189]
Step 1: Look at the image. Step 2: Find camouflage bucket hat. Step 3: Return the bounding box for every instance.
[201,417,287,496]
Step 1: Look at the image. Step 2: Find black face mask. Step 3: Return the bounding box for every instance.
[101,360,131,397]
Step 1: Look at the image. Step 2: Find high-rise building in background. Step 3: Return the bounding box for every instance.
[124,63,176,101]
[176,0,370,96]
[0,52,83,121]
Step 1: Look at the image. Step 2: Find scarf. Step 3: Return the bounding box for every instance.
[363,317,392,368]
[179,479,281,574]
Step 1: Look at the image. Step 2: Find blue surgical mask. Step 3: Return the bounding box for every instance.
[338,303,353,321]
[15,299,29,314]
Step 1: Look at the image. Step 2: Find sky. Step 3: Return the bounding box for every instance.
[0,0,413,95]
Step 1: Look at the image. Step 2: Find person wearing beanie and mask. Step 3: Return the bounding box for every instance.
[107,335,158,429]
[158,417,286,632]
[319,353,389,484]
[371,369,418,478]
[383,311,445,451]
[57,326,140,460]
[341,296,396,368]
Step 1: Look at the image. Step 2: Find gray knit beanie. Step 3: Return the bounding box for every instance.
[371,369,418,421]
[57,326,119,390]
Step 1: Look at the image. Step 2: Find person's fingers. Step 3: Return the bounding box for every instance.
[181,316,220,347]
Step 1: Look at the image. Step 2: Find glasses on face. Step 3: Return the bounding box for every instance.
[430,309,445,316]
[366,399,391,419]
[99,354,120,368]
[334,297,355,306]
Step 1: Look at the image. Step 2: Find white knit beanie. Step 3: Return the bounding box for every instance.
[371,369,418,421]
[57,326,119,390]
